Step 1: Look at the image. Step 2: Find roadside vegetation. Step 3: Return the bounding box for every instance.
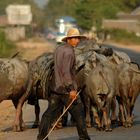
[0,31,17,57]
[44,0,140,44]
[0,0,140,54]
[0,0,44,57]
[103,29,140,44]
[45,0,140,30]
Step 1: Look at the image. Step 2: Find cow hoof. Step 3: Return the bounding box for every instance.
[32,123,39,128]
[105,128,112,132]
[86,123,92,128]
[22,122,25,128]
[124,123,132,128]
[96,127,103,131]
[111,119,117,125]
[13,126,22,132]
[13,126,17,132]
[128,123,132,127]
[118,121,123,126]
[54,125,63,130]
[54,122,63,130]
[124,122,129,128]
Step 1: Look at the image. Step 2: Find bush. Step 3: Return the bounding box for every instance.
[101,29,140,44]
[0,31,17,57]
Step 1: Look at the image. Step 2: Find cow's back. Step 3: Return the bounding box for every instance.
[0,58,28,102]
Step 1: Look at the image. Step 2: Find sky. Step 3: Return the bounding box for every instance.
[33,0,49,8]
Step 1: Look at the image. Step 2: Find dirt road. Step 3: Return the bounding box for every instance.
[0,40,140,140]
[1,97,140,140]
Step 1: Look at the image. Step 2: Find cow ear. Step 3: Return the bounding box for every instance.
[11,52,20,58]
[23,59,30,64]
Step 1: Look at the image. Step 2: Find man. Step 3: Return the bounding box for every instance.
[37,28,91,140]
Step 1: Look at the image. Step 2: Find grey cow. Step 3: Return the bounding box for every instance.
[116,62,140,127]
[0,57,29,131]
[89,67,117,130]
[83,53,117,131]
[15,52,54,130]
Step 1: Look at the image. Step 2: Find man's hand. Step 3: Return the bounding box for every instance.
[69,90,77,100]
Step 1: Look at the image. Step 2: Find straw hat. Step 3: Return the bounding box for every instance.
[62,28,87,42]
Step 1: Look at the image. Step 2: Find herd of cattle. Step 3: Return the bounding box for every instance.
[0,39,140,132]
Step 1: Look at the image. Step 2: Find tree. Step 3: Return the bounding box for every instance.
[74,0,94,30]
[44,0,140,31]
[123,0,140,9]
[43,0,77,27]
[75,0,124,30]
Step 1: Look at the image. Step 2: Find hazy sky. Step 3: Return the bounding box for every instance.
[33,0,49,8]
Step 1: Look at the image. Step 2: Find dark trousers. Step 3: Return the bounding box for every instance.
[37,93,90,140]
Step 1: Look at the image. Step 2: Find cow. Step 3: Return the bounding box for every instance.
[0,57,29,131]
[116,62,140,127]
[13,39,133,132]
[26,40,129,130]
[86,65,116,131]
[75,47,132,130]
[59,40,131,129]
[80,51,118,131]
[14,52,54,130]
[14,45,112,130]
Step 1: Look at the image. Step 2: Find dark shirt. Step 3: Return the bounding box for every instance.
[52,43,77,94]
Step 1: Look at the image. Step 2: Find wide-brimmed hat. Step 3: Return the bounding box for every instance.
[62,28,87,42]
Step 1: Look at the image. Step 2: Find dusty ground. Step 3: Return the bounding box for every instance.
[0,39,140,136]
[16,38,56,61]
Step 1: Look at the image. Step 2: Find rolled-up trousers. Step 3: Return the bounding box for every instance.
[37,93,90,140]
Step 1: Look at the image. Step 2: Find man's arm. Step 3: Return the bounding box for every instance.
[62,52,77,99]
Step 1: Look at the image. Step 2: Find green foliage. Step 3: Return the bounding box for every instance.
[44,0,139,31]
[75,1,94,30]
[75,0,126,30]
[43,0,76,27]
[0,0,12,15]
[0,31,17,57]
[123,0,140,9]
[104,29,140,44]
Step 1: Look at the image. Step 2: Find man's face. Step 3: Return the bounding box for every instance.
[67,37,80,47]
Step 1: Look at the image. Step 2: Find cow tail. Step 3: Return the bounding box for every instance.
[19,79,33,107]
[99,70,110,94]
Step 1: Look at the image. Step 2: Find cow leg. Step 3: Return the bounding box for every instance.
[120,86,133,128]
[54,107,63,129]
[12,99,25,132]
[126,96,136,127]
[104,93,114,132]
[92,106,103,131]
[116,96,126,126]
[129,104,134,126]
[128,94,139,127]
[32,83,40,128]
[102,106,112,132]
[62,108,68,127]
[124,98,132,127]
[32,99,40,128]
[84,97,92,128]
[80,90,92,128]
[119,103,126,126]
[128,104,134,127]
[14,80,33,131]
[111,97,117,124]
[86,99,92,128]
